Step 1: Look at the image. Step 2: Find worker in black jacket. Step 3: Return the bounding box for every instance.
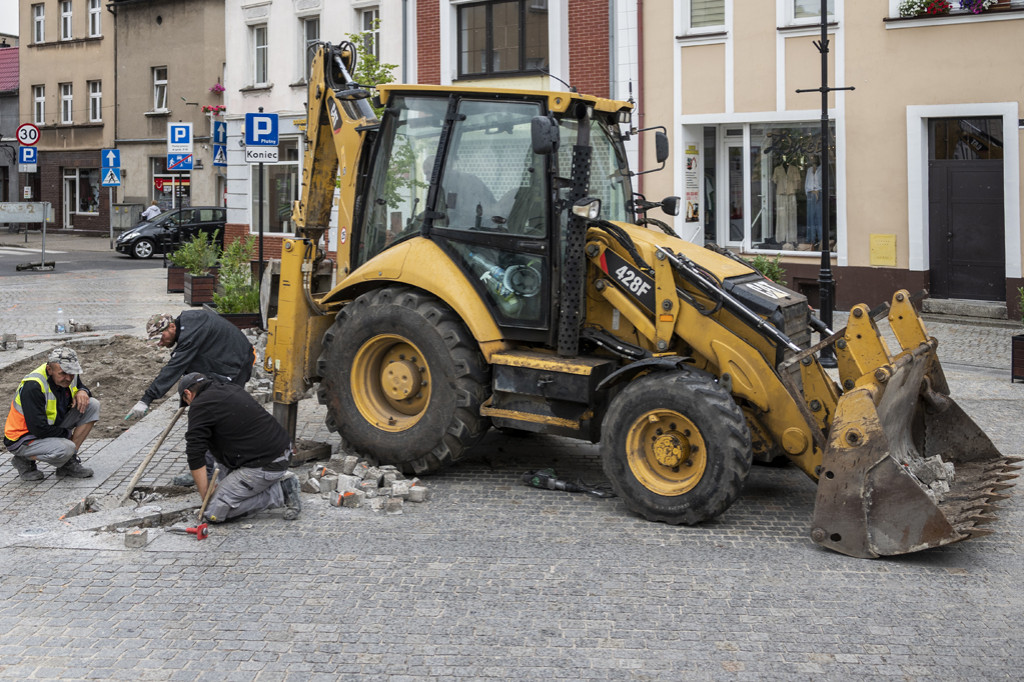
[178,373,301,522]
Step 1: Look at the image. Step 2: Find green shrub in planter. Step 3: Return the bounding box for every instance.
[213,235,260,314]
[742,254,787,286]
[169,230,221,276]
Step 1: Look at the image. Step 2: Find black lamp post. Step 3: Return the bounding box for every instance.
[796,0,853,367]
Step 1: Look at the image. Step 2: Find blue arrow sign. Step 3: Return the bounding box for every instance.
[167,153,193,171]
[101,168,122,187]
[212,144,227,167]
[213,120,227,145]
[245,112,279,146]
[101,149,120,168]
[19,146,38,164]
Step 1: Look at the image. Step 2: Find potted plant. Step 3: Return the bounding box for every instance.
[743,254,788,286]
[165,249,187,293]
[208,234,262,329]
[174,230,221,306]
[959,0,997,12]
[899,0,952,15]
[1013,286,1024,383]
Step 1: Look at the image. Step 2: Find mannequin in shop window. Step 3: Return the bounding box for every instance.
[804,154,822,248]
[771,157,800,248]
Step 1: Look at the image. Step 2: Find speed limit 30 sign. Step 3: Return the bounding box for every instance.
[17,123,40,146]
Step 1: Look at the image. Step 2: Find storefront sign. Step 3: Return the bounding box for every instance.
[869,234,897,267]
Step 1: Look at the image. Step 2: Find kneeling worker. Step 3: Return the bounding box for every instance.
[178,373,301,522]
[4,347,97,481]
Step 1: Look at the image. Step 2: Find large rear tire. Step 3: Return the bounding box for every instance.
[601,369,752,525]
[316,286,490,475]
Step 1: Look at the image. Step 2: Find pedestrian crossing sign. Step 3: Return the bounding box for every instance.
[213,144,227,167]
[101,168,122,187]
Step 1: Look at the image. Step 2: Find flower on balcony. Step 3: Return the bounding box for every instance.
[201,104,227,115]
[924,0,953,13]
[959,0,996,12]
[208,82,225,94]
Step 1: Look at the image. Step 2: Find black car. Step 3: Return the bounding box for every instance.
[115,206,226,259]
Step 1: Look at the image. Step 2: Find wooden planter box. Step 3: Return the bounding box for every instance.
[166,265,186,294]
[202,303,262,330]
[184,271,218,307]
[1013,334,1024,383]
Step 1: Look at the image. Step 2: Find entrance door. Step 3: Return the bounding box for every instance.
[63,176,76,228]
[726,142,744,242]
[928,118,1004,301]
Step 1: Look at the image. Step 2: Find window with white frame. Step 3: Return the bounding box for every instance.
[88,80,102,122]
[153,67,168,110]
[253,24,269,85]
[33,85,45,125]
[689,0,725,30]
[60,83,73,124]
[89,0,102,37]
[60,0,73,40]
[65,168,101,214]
[789,0,834,24]
[360,7,380,60]
[32,4,44,43]
[303,16,320,82]
[458,0,549,78]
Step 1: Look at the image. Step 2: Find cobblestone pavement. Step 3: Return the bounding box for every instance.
[1,234,1022,680]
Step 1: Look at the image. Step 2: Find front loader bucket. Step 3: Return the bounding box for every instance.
[809,295,1018,558]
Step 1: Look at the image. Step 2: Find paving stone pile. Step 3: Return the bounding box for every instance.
[300,455,430,515]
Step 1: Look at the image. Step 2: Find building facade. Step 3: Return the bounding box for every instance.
[0,43,18,206]
[109,0,226,214]
[18,0,115,230]
[644,0,1024,317]
[222,0,411,258]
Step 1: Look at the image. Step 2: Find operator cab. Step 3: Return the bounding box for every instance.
[354,91,633,345]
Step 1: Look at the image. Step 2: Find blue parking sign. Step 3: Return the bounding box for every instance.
[245,113,279,146]
[19,146,37,164]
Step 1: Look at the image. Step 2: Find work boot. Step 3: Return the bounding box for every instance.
[11,455,44,482]
[281,472,301,520]
[56,455,94,479]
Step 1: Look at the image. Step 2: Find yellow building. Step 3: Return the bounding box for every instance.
[642,0,1023,318]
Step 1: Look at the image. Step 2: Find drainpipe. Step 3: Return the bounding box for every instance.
[402,0,409,83]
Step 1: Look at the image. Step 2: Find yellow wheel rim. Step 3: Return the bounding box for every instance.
[625,409,707,496]
[351,334,431,432]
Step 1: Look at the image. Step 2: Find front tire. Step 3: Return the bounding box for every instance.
[132,238,155,259]
[316,286,490,475]
[601,369,752,525]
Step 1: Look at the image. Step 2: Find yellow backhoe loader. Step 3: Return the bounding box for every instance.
[263,41,1016,558]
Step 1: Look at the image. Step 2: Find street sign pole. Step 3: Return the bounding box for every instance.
[109,187,114,249]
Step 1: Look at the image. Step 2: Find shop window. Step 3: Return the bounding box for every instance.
[64,168,100,214]
[251,139,300,234]
[152,157,191,209]
[458,0,549,78]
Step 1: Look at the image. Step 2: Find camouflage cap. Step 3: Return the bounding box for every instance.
[47,347,82,375]
[146,313,174,340]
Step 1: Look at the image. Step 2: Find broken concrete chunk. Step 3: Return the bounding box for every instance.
[320,476,338,494]
[385,497,404,515]
[351,461,370,480]
[340,455,359,475]
[342,490,365,508]
[368,497,385,511]
[301,477,321,494]
[363,466,384,486]
[390,480,411,499]
[408,486,428,503]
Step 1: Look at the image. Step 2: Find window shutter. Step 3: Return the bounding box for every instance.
[691,0,725,28]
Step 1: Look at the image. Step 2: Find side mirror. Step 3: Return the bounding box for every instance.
[531,116,560,155]
[655,131,670,165]
[661,196,680,217]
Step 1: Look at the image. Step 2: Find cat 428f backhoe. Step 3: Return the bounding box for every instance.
[263,41,1016,558]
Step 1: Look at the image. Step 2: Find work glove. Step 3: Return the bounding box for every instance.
[125,401,149,421]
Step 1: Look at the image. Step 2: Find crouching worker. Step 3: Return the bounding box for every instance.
[178,373,301,522]
[4,347,97,481]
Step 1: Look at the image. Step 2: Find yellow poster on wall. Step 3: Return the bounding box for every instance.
[869,234,897,267]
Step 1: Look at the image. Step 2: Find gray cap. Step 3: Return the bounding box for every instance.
[47,347,82,375]
[178,372,206,406]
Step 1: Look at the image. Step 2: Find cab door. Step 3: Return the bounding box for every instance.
[428,98,552,343]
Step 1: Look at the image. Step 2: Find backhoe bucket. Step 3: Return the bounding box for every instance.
[809,295,1017,558]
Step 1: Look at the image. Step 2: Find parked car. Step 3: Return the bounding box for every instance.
[115,206,226,259]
